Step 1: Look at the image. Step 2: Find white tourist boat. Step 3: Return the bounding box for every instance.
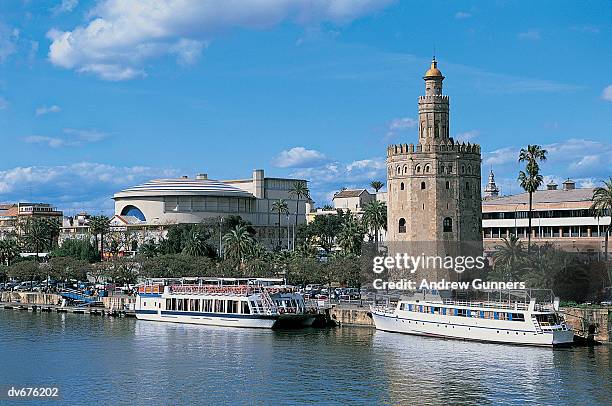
[135,277,316,329]
[371,290,574,347]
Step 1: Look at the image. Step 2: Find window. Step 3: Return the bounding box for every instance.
[467,165,472,174]
[425,164,431,173]
[399,218,406,233]
[461,165,465,173]
[241,301,251,314]
[397,166,401,175]
[445,181,450,190]
[421,181,426,190]
[440,165,445,174]
[447,165,452,173]
[400,182,404,191]
[416,165,421,173]
[465,182,470,190]
[443,217,453,232]
[403,165,408,174]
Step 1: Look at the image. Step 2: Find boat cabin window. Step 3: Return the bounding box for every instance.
[227,300,239,314]
[242,301,251,314]
[215,299,225,313]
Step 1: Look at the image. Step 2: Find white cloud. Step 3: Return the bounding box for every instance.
[52,0,79,16]
[35,104,62,116]
[0,162,179,213]
[454,11,471,19]
[23,135,65,148]
[47,0,394,80]
[455,130,479,142]
[22,128,109,148]
[602,85,612,102]
[484,147,518,166]
[0,96,8,110]
[272,147,328,168]
[569,155,601,172]
[385,116,416,140]
[518,29,541,40]
[0,23,18,63]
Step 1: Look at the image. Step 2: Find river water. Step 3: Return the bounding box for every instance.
[0,310,610,405]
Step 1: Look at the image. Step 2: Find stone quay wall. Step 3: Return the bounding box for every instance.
[562,307,611,343]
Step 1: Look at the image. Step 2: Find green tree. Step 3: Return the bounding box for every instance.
[492,234,526,281]
[20,217,59,258]
[362,200,387,250]
[138,240,159,258]
[289,182,310,247]
[8,260,41,282]
[0,238,20,266]
[337,215,366,255]
[89,215,110,260]
[223,225,256,273]
[591,178,612,261]
[46,257,90,282]
[183,229,214,257]
[52,239,98,262]
[301,210,345,254]
[270,199,289,250]
[370,180,384,193]
[518,145,547,252]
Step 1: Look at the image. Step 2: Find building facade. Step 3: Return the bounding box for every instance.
[0,203,63,240]
[482,179,611,256]
[386,59,483,254]
[112,169,309,250]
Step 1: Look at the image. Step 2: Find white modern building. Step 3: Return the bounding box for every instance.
[112,169,309,250]
[482,179,610,255]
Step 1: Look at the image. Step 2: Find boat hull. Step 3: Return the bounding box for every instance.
[136,310,277,329]
[372,311,574,347]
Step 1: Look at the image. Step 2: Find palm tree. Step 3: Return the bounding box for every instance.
[337,216,366,255]
[270,199,289,250]
[289,182,310,249]
[493,234,526,281]
[21,218,55,259]
[0,238,19,265]
[591,178,612,269]
[89,215,110,261]
[370,180,384,193]
[223,225,256,272]
[362,200,387,250]
[182,230,211,257]
[518,145,547,252]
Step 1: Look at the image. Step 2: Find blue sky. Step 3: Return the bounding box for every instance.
[0,0,611,215]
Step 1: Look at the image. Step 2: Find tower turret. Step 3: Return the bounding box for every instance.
[418,58,450,145]
[484,169,500,198]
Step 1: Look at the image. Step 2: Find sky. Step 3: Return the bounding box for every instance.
[0,0,611,215]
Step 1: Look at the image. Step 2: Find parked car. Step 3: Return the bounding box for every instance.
[14,281,37,291]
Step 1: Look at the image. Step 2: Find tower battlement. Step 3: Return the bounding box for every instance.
[387,141,481,157]
[418,95,450,102]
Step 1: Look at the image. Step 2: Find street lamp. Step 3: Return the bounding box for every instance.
[218,217,224,257]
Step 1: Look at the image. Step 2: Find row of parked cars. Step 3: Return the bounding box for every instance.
[300,284,361,301]
[0,280,136,295]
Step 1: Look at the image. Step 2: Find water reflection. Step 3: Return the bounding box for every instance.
[0,311,610,405]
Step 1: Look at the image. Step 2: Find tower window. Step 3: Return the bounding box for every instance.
[416,165,421,173]
[421,181,426,190]
[445,181,450,189]
[400,182,405,191]
[397,166,401,175]
[403,165,408,174]
[399,218,406,233]
[466,182,470,190]
[447,165,452,173]
[443,217,453,232]
[440,165,445,174]
[461,165,465,174]
[467,165,472,174]
[425,165,431,173]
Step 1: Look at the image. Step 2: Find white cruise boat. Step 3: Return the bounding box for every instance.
[135,278,316,329]
[371,290,574,347]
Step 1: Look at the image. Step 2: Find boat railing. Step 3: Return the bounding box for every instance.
[166,285,295,296]
[441,299,554,311]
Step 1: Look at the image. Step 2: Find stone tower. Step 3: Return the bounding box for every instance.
[484,169,500,198]
[386,59,483,275]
